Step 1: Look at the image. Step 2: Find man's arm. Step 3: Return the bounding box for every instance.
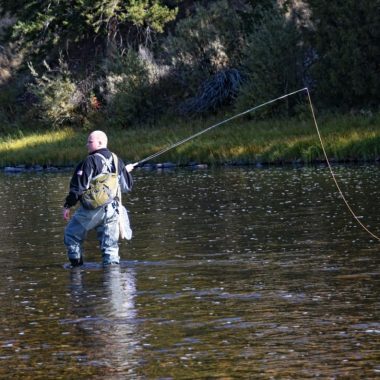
[117,158,134,193]
[62,160,90,220]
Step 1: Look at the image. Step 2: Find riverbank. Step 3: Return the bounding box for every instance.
[1,112,379,169]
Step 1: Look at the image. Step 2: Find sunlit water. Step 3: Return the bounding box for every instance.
[0,165,379,379]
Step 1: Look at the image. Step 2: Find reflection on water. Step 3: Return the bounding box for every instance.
[64,266,139,377]
[0,165,379,378]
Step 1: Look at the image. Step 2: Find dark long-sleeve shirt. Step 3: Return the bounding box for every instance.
[63,148,133,208]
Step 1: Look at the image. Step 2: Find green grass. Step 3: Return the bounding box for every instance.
[0,112,379,167]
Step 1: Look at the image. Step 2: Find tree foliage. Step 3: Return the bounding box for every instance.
[307,0,380,109]
[0,0,379,131]
[2,0,179,66]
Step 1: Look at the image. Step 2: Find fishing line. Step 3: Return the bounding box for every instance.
[132,87,380,242]
[305,88,380,242]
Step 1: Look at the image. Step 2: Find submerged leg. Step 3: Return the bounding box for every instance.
[63,206,103,266]
[64,215,86,266]
[96,203,120,266]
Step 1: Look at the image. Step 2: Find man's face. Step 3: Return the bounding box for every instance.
[86,134,99,153]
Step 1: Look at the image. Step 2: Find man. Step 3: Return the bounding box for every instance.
[63,130,135,267]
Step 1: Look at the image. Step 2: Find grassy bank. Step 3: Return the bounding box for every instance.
[0,112,379,168]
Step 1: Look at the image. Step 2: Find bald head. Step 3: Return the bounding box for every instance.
[87,130,108,153]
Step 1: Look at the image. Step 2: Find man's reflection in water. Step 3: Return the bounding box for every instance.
[103,265,137,319]
[69,265,140,376]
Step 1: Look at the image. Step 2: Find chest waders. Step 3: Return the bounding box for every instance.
[64,153,122,267]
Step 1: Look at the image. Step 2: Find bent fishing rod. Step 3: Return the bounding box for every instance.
[131,87,308,167]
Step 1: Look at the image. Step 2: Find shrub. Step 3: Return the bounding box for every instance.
[178,68,243,115]
[27,60,87,128]
[235,4,305,117]
[104,49,155,127]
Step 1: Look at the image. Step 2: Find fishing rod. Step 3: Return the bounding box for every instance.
[131,87,308,167]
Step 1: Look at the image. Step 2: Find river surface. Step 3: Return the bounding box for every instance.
[0,165,379,379]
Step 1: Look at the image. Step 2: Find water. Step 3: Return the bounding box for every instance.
[0,165,379,379]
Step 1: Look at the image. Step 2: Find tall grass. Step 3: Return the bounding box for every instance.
[0,112,379,167]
